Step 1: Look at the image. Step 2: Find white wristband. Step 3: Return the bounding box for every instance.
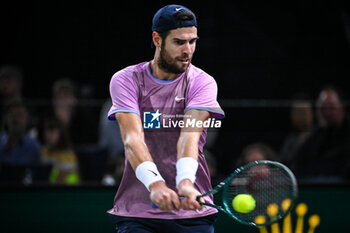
[176,157,198,188]
[135,161,165,191]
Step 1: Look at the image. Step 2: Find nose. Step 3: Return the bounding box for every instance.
[182,42,192,56]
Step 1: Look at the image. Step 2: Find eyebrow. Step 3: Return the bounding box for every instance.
[173,37,200,43]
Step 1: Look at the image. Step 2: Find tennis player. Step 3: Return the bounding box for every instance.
[107,4,225,233]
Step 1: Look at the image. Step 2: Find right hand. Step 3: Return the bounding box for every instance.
[177,179,204,210]
[149,181,181,211]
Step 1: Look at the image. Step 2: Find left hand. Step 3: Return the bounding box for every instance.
[177,179,204,210]
[150,181,181,211]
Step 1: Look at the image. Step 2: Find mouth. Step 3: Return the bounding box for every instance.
[177,58,190,65]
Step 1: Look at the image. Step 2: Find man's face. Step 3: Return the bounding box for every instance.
[7,105,28,135]
[0,77,21,98]
[291,102,313,131]
[158,27,198,74]
[317,90,344,126]
[44,128,60,147]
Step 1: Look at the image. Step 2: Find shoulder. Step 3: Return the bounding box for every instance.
[23,135,41,150]
[0,133,7,144]
[186,64,218,91]
[187,64,217,85]
[111,62,148,82]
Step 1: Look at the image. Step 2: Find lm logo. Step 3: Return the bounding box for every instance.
[143,110,161,129]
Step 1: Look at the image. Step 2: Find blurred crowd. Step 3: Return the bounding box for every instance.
[0,64,124,186]
[1,64,350,186]
[221,86,350,184]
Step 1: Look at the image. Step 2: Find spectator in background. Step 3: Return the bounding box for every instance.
[280,94,314,171]
[235,142,279,168]
[49,78,105,184]
[202,129,220,185]
[0,65,24,125]
[0,65,23,102]
[98,99,124,185]
[0,101,40,166]
[52,78,78,136]
[51,78,98,147]
[296,86,350,182]
[40,116,80,185]
[76,82,100,144]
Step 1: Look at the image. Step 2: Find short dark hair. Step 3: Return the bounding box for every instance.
[42,116,73,150]
[317,85,346,106]
[158,31,171,42]
[52,78,76,97]
[235,142,279,167]
[175,11,195,22]
[0,65,23,83]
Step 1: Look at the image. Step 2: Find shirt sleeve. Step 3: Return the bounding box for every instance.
[185,73,225,119]
[107,69,140,121]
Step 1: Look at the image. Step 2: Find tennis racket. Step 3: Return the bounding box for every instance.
[197,160,298,226]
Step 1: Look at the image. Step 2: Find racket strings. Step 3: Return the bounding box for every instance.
[224,163,296,225]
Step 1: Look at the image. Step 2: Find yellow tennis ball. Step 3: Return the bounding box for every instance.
[232,194,256,213]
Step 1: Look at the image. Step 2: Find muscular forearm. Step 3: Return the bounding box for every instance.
[177,132,200,160]
[177,109,209,160]
[116,112,166,192]
[116,112,154,170]
[123,133,153,170]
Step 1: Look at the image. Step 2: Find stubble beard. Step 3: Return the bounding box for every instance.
[157,44,191,75]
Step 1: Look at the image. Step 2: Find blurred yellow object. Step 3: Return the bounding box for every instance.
[307,215,320,233]
[282,199,292,233]
[254,202,320,233]
[65,172,80,185]
[296,203,308,216]
[255,215,267,225]
[282,199,291,211]
[255,215,268,233]
[267,203,280,233]
[267,203,279,217]
[49,166,60,183]
[295,203,308,233]
[49,167,80,185]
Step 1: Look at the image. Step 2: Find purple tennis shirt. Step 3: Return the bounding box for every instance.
[107,61,224,219]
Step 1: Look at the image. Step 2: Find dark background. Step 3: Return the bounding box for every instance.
[2,0,349,99]
[1,0,350,175]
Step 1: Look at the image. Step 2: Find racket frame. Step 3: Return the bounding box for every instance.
[197,160,298,226]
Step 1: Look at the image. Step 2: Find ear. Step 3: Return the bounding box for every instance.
[152,32,162,48]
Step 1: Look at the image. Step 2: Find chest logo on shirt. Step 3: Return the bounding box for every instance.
[175,96,185,102]
[143,110,161,129]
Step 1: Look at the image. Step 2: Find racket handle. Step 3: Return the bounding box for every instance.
[151,196,185,208]
[151,202,159,209]
[196,195,206,205]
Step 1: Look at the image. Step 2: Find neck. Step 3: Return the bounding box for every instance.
[150,59,180,81]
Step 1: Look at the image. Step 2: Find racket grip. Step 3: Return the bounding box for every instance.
[196,195,206,205]
[151,196,185,208]
[196,195,203,202]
